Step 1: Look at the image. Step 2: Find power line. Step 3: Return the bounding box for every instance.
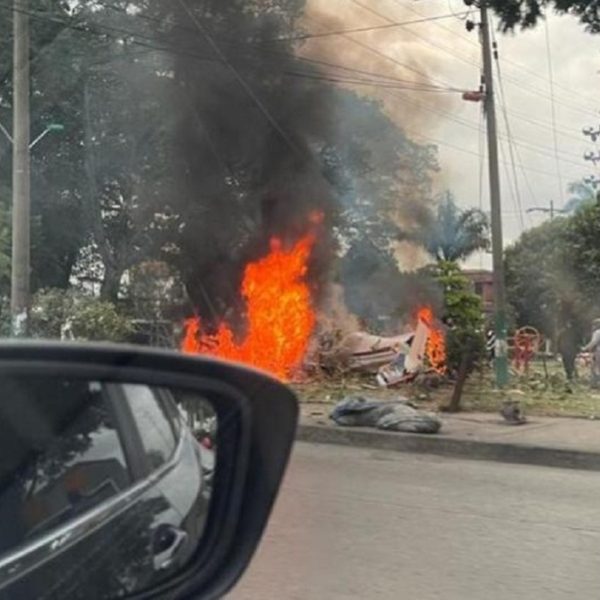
[99,0,599,114]
[389,0,600,114]
[544,19,565,205]
[402,125,587,180]
[4,1,466,95]
[256,11,471,43]
[275,46,587,142]
[293,60,589,139]
[7,0,586,170]
[8,1,590,185]
[8,0,173,46]
[99,0,468,45]
[375,0,599,120]
[14,0,599,122]
[283,53,458,90]
[492,40,536,226]
[496,104,584,144]
[1,1,221,63]
[490,25,526,229]
[360,82,587,166]
[478,104,486,269]
[12,0,598,130]
[281,69,463,92]
[499,133,525,232]
[176,0,301,155]
[302,12,463,93]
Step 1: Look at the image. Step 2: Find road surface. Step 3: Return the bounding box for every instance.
[230,442,600,600]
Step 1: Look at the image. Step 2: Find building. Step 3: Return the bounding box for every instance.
[463,269,494,316]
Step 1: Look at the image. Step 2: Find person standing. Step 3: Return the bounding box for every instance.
[582,319,600,387]
[558,315,579,381]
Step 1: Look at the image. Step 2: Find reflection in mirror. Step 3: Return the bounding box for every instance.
[0,376,217,600]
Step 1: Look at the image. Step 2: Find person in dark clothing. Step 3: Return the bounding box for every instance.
[558,320,579,381]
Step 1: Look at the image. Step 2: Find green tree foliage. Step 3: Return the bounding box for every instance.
[420,191,489,263]
[435,261,485,411]
[1,1,440,332]
[504,216,592,344]
[489,0,600,32]
[564,201,600,303]
[68,299,134,342]
[29,288,133,342]
[564,181,597,214]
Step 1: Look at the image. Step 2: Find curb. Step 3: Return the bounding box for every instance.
[296,424,600,472]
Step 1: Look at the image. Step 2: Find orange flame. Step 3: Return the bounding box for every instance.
[181,223,320,381]
[417,307,447,374]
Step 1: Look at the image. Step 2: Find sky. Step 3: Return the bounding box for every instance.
[303,0,599,269]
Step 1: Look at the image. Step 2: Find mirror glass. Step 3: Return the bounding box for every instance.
[0,376,217,599]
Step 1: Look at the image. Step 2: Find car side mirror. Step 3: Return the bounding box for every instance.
[0,341,298,599]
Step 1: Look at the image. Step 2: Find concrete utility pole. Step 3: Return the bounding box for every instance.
[11,0,31,337]
[479,1,509,387]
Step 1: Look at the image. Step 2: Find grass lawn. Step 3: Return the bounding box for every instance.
[293,358,600,419]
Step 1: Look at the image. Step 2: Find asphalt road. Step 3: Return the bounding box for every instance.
[230,442,600,600]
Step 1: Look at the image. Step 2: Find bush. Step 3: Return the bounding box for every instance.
[30,288,134,342]
[68,299,134,342]
[435,261,485,411]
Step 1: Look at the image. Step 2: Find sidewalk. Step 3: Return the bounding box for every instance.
[297,403,600,471]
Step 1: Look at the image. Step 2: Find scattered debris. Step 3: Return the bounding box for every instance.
[338,331,413,372]
[330,395,442,434]
[311,306,448,389]
[500,400,527,425]
[376,319,429,386]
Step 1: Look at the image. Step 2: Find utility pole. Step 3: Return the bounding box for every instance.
[479,1,508,387]
[527,200,566,220]
[11,0,31,337]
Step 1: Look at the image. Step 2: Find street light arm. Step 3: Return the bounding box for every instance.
[29,127,51,150]
[29,123,64,149]
[0,121,12,144]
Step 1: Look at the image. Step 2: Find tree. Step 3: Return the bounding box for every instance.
[564,200,600,303]
[489,1,600,32]
[0,2,101,292]
[505,218,568,335]
[504,216,592,368]
[435,261,485,412]
[420,191,489,263]
[1,2,181,301]
[564,180,598,214]
[2,0,442,332]
[29,288,133,342]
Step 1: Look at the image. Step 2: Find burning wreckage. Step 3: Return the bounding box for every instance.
[180,213,447,389]
[318,307,447,388]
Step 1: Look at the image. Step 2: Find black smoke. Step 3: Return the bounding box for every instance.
[153,0,340,327]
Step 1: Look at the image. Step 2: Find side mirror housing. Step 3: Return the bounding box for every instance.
[0,341,297,599]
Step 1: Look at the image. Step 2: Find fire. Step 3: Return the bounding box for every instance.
[182,221,320,381]
[417,306,447,374]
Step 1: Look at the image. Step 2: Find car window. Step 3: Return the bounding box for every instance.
[0,381,131,556]
[121,384,177,471]
[158,389,183,441]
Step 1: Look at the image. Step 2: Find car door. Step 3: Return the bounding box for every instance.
[0,379,210,600]
[115,383,206,578]
[0,379,171,600]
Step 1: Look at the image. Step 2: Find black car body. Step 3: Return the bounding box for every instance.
[0,379,210,599]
